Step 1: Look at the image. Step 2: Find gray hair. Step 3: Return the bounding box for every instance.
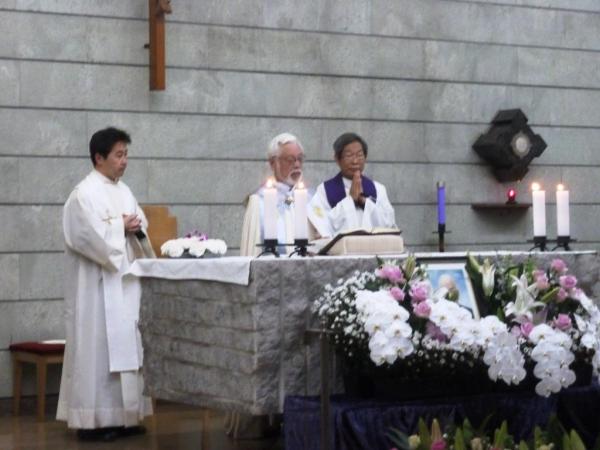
[267,133,304,159]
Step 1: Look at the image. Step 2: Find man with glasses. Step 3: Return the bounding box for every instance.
[308,132,396,237]
[240,132,311,256]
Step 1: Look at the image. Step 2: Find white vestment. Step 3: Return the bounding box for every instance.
[308,177,396,237]
[239,181,314,256]
[56,170,152,429]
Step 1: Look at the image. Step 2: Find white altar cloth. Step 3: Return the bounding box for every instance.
[126,256,253,286]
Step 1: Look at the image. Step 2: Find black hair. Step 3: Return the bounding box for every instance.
[333,132,368,159]
[89,127,131,166]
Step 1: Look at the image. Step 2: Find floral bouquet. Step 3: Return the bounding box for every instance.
[312,255,600,397]
[466,255,600,395]
[160,230,227,258]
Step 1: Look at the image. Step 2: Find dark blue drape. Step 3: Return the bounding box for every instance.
[284,384,600,450]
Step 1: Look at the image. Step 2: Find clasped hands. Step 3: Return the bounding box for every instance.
[349,171,366,207]
[123,214,142,234]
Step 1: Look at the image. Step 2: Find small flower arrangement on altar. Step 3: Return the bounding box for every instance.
[160,230,227,258]
[311,255,600,397]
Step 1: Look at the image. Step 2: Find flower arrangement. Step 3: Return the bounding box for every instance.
[312,255,600,397]
[388,416,589,450]
[160,230,227,258]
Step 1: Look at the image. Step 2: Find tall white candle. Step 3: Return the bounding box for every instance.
[263,178,278,241]
[531,182,546,237]
[556,184,570,237]
[294,181,308,240]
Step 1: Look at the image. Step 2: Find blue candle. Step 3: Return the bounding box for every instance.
[437,182,446,225]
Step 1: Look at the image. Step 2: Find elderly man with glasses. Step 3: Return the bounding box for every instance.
[308,132,396,237]
[240,132,313,257]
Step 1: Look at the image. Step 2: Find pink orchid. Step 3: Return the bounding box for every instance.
[535,273,550,291]
[520,321,534,338]
[376,265,405,284]
[390,287,406,302]
[414,301,431,318]
[553,313,572,331]
[426,322,448,342]
[532,269,546,280]
[559,275,577,290]
[410,282,429,303]
[550,258,568,274]
[431,439,447,450]
[557,288,569,302]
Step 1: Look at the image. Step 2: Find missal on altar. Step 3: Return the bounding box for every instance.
[315,228,404,255]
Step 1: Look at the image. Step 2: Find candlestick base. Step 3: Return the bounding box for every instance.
[289,239,312,257]
[432,224,450,252]
[257,239,280,257]
[527,236,547,252]
[551,236,576,251]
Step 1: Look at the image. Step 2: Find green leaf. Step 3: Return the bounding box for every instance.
[563,433,573,450]
[540,286,560,303]
[417,417,431,449]
[518,440,530,450]
[453,428,466,450]
[493,421,508,447]
[570,430,586,450]
[545,414,566,445]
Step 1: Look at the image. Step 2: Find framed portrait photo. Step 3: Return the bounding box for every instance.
[425,262,480,319]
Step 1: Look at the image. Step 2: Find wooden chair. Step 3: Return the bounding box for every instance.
[10,341,65,421]
[141,205,178,257]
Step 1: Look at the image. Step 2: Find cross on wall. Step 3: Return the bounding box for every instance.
[148,0,172,91]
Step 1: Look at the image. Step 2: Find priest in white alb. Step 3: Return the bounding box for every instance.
[308,132,396,237]
[57,127,153,442]
[240,132,314,256]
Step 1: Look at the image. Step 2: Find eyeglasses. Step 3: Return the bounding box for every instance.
[278,155,305,165]
[341,151,365,162]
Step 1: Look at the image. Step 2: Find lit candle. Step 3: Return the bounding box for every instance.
[263,178,277,241]
[437,182,446,225]
[531,182,546,237]
[294,181,308,240]
[556,184,570,237]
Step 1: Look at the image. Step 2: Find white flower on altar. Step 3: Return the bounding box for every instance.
[483,332,526,385]
[356,289,413,365]
[160,238,187,257]
[160,237,227,258]
[504,274,545,321]
[205,239,227,255]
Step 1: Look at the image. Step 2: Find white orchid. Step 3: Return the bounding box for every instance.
[504,274,545,320]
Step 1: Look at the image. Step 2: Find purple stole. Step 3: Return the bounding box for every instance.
[324,172,377,208]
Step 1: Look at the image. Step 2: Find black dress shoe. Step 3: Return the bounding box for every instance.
[76,427,120,442]
[119,425,147,437]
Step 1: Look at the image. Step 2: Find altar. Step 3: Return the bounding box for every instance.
[129,251,600,417]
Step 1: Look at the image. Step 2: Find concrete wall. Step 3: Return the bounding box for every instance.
[0,0,599,398]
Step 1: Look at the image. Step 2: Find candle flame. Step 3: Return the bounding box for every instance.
[531,182,541,191]
[557,183,565,191]
[266,178,274,188]
[297,181,305,190]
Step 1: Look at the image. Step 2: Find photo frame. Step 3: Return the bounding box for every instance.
[425,262,480,319]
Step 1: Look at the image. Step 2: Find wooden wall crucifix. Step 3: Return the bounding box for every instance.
[148,0,172,90]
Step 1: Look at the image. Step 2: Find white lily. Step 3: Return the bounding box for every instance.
[480,258,496,297]
[504,274,545,320]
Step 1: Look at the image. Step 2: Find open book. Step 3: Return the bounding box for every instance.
[315,228,404,255]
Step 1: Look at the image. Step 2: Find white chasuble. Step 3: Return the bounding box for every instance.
[308,177,396,238]
[240,181,311,256]
[57,170,152,429]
